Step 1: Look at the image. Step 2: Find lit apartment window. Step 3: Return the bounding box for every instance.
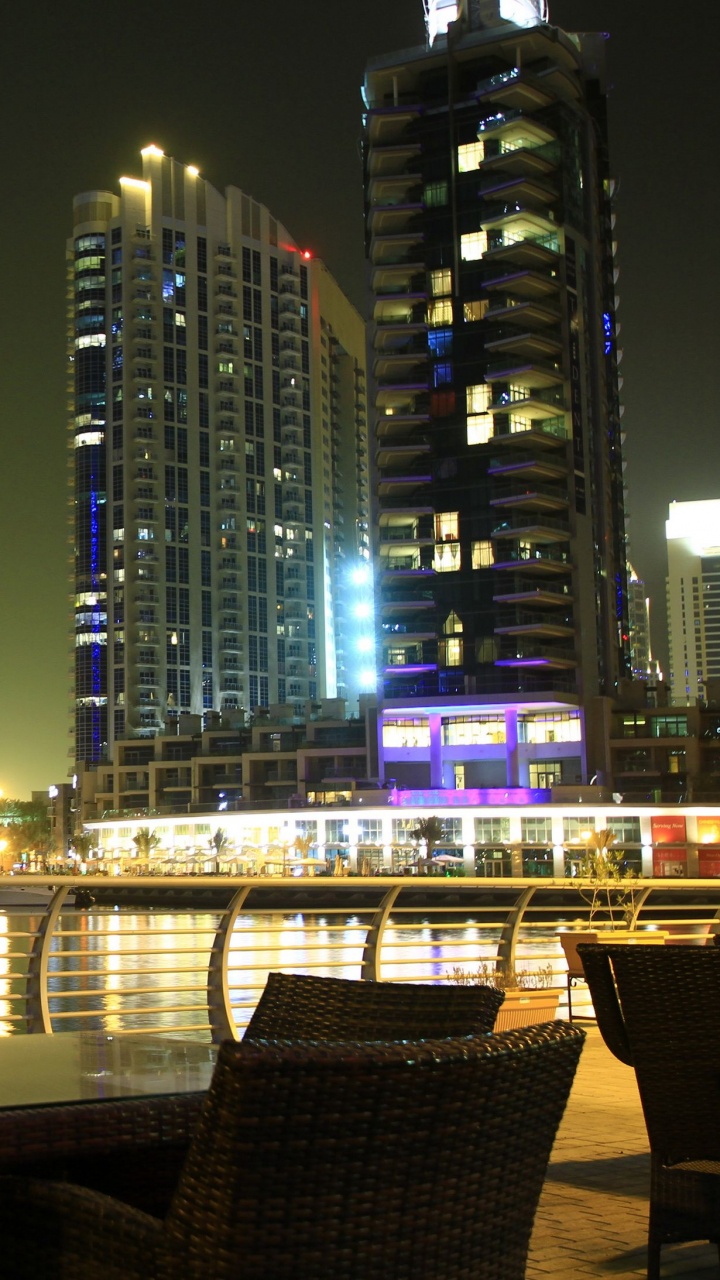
[467,415,493,445]
[428,299,453,325]
[472,540,494,568]
[463,300,487,322]
[382,719,431,748]
[461,231,487,261]
[430,269,452,296]
[457,141,484,171]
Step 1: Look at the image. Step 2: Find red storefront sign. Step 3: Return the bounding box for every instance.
[651,816,687,876]
[698,848,720,878]
[651,816,687,844]
[652,847,687,876]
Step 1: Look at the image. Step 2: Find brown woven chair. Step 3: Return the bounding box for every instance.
[578,943,720,1280]
[244,970,505,1041]
[0,1022,584,1280]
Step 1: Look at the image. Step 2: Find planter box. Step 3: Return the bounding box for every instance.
[559,930,667,980]
[494,988,560,1031]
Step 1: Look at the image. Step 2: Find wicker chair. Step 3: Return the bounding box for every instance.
[244,970,505,1041]
[0,1022,584,1280]
[578,943,720,1280]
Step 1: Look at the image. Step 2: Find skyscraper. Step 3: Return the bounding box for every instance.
[364,0,630,790]
[666,500,720,705]
[69,149,369,767]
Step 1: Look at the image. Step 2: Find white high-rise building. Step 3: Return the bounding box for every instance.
[69,149,370,767]
[666,499,720,704]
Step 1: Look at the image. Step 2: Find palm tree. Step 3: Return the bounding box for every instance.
[71,831,97,867]
[410,816,446,873]
[132,827,162,869]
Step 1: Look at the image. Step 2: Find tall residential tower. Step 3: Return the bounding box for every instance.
[69,150,369,767]
[365,0,630,791]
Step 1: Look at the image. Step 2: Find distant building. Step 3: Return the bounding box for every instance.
[363,0,630,793]
[627,563,652,679]
[69,150,370,770]
[666,500,720,705]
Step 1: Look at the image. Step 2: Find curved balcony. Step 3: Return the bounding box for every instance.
[367,139,422,178]
[376,438,430,467]
[366,103,422,148]
[493,582,574,607]
[485,326,562,361]
[382,596,435,625]
[482,265,560,299]
[367,171,422,206]
[494,610,574,638]
[378,517,434,548]
[476,68,554,111]
[489,482,569,513]
[480,141,559,184]
[378,471,432,500]
[376,407,431,441]
[367,201,423,238]
[491,513,570,544]
[485,354,564,390]
[495,643,577,669]
[485,296,560,328]
[375,382,430,416]
[370,230,425,266]
[480,172,557,207]
[380,555,435,578]
[372,261,427,294]
[374,348,429,382]
[488,454,568,482]
[491,546,573,574]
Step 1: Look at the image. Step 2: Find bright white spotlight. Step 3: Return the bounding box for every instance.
[350,563,371,586]
[356,636,373,653]
[359,668,377,689]
[354,601,372,620]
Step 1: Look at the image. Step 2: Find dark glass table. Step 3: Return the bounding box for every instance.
[0,1033,217,1215]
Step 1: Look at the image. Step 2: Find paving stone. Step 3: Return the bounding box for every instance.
[527,1025,720,1278]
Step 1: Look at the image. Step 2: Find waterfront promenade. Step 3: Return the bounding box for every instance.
[528,1025,718,1277]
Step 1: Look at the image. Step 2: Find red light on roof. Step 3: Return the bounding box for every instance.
[302,250,312,259]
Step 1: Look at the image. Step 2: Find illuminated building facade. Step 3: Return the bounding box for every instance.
[627,563,652,680]
[666,500,720,705]
[364,0,630,788]
[69,150,369,766]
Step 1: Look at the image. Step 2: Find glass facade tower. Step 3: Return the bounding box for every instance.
[364,1,630,735]
[69,150,369,766]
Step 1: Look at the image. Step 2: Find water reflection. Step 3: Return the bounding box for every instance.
[0,908,561,1038]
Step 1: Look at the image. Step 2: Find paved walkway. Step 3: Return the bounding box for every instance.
[527,1025,719,1278]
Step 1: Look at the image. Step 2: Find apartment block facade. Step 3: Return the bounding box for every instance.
[69,150,369,767]
[364,0,630,789]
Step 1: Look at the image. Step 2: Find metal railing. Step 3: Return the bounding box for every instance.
[3,876,719,1041]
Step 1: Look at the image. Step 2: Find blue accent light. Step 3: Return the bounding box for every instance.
[602,311,613,356]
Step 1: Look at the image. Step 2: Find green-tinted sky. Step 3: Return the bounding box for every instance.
[0,0,717,798]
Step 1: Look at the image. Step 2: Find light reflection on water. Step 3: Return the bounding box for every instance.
[0,909,562,1037]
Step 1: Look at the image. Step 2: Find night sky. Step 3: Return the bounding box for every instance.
[0,0,717,798]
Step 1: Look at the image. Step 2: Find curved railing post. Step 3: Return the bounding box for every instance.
[361,884,403,981]
[627,885,652,930]
[496,886,536,978]
[26,885,74,1034]
[207,886,253,1043]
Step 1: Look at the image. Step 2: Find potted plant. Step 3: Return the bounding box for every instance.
[558,831,665,1012]
[449,961,560,1030]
